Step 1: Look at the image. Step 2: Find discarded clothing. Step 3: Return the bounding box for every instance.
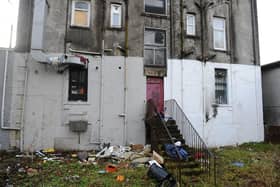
[164,144,188,160]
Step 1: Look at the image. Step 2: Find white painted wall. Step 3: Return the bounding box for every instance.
[165,60,264,147]
[22,55,146,151]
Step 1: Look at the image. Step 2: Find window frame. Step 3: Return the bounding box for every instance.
[68,66,88,102]
[144,27,167,67]
[144,0,167,15]
[213,17,227,51]
[214,68,228,105]
[186,13,196,36]
[110,3,122,28]
[71,0,91,28]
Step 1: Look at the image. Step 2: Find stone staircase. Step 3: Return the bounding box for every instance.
[146,115,203,185]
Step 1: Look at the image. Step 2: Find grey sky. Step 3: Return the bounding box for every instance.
[257,0,280,64]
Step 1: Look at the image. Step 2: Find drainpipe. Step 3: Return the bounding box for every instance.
[250,0,259,65]
[228,0,234,65]
[64,0,70,53]
[123,0,129,145]
[180,0,184,58]
[20,54,30,151]
[170,0,173,58]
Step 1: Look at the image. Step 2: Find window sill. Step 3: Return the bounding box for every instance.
[64,101,90,106]
[106,27,124,31]
[213,104,232,108]
[70,25,91,30]
[141,12,169,19]
[185,34,200,39]
[212,48,228,53]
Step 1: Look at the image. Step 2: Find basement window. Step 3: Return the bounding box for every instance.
[145,0,166,15]
[215,69,228,104]
[213,17,226,50]
[110,4,122,28]
[144,28,166,66]
[186,14,196,36]
[68,66,88,101]
[71,1,91,27]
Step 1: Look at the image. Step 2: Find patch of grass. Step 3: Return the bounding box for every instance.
[1,143,280,186]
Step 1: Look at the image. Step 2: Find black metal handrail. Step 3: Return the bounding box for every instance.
[165,99,217,185]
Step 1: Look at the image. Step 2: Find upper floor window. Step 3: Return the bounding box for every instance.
[215,68,227,104]
[144,29,166,66]
[71,1,91,28]
[145,0,166,15]
[111,4,122,28]
[213,17,226,50]
[186,14,196,36]
[68,66,88,102]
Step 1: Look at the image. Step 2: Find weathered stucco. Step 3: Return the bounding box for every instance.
[1,0,262,150]
[165,60,264,147]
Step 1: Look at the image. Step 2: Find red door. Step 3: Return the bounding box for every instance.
[146,77,164,114]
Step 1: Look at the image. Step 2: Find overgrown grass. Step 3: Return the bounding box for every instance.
[1,142,280,186]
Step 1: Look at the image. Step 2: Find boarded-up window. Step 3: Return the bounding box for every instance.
[111,4,122,28]
[71,1,90,27]
[215,69,227,104]
[213,17,226,50]
[69,66,88,101]
[144,29,166,66]
[145,0,166,14]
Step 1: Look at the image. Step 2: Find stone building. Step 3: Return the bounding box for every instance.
[0,0,263,150]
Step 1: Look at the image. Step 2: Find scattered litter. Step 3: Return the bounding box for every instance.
[26,168,38,176]
[105,164,117,173]
[174,141,182,147]
[131,144,144,152]
[164,144,188,160]
[152,151,164,164]
[77,151,89,162]
[18,167,26,173]
[35,151,46,158]
[64,175,80,183]
[232,161,244,167]
[131,157,151,164]
[98,170,106,174]
[148,160,162,168]
[42,148,55,153]
[71,154,77,158]
[147,163,169,182]
[116,175,125,182]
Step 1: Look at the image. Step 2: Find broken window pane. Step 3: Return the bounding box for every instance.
[215,69,227,104]
[145,0,166,14]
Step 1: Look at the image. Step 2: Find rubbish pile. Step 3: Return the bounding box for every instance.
[1,142,189,186]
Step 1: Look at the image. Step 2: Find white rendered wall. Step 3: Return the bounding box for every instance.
[22,56,146,151]
[165,60,264,147]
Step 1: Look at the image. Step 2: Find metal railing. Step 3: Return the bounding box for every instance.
[165,99,217,185]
